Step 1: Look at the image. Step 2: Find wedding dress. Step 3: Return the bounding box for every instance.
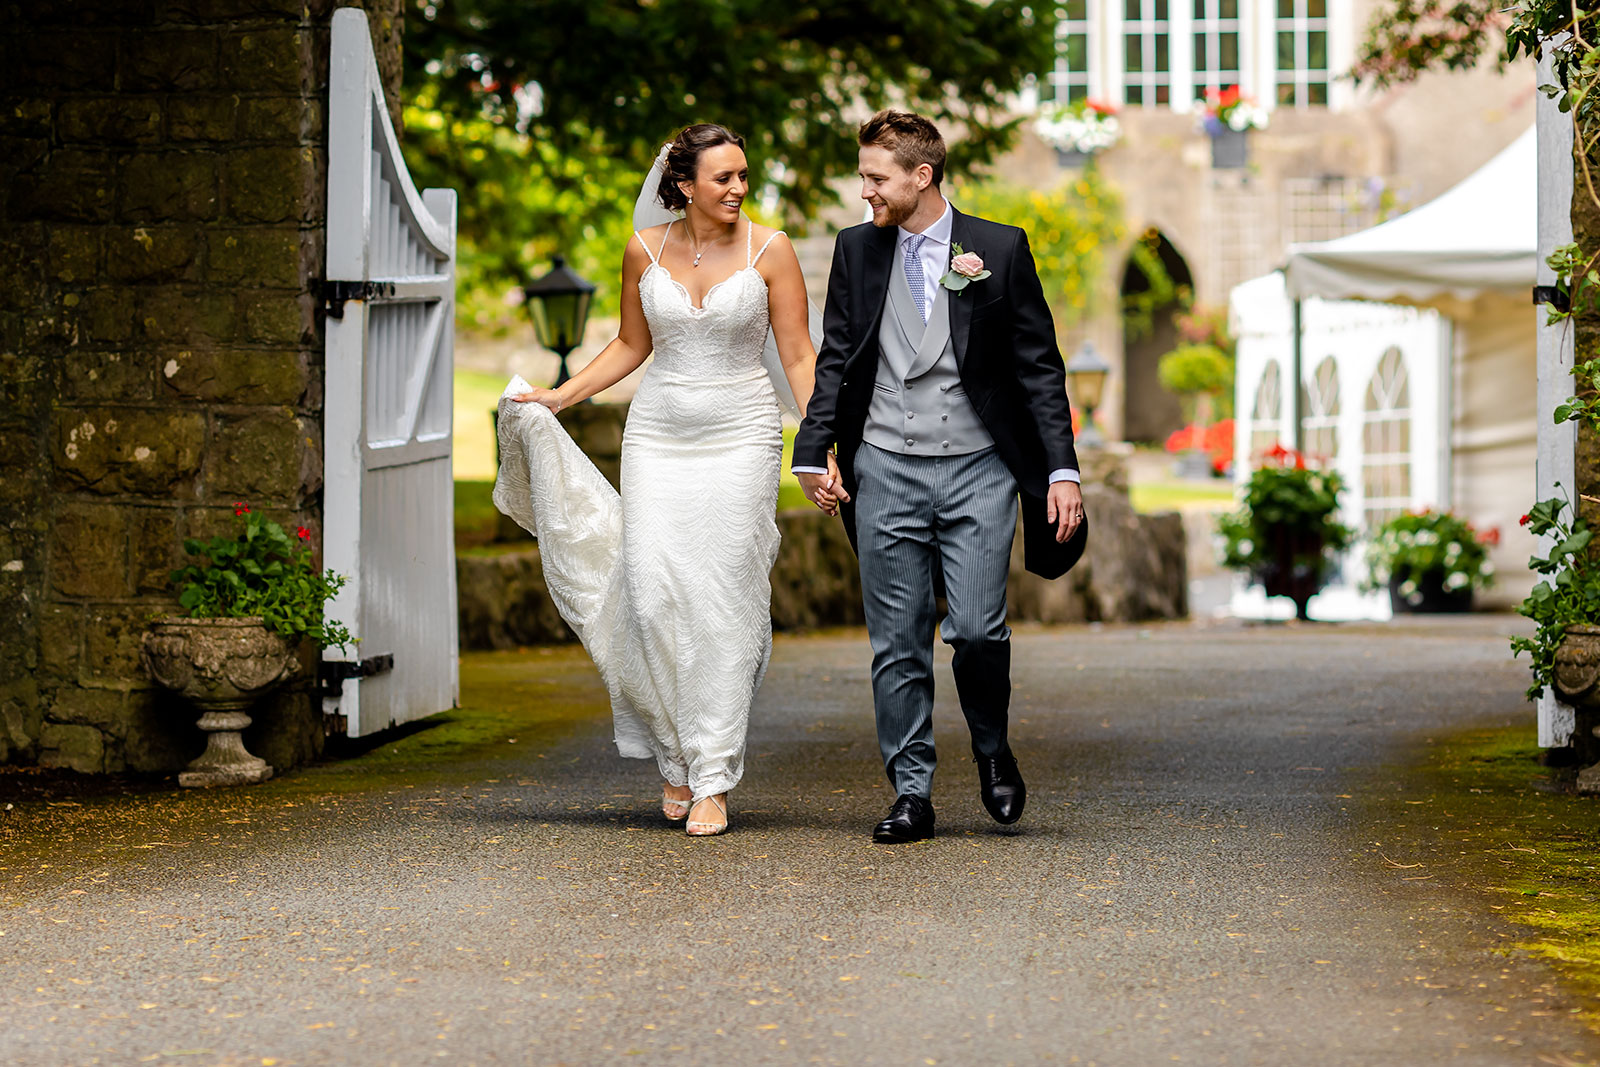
[493,222,788,801]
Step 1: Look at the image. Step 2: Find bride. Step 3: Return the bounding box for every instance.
[494,123,839,836]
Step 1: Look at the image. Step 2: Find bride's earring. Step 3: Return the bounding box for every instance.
[687,197,693,204]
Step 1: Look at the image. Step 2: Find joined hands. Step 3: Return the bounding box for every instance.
[797,453,849,517]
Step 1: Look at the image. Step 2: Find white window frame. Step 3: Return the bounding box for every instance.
[1361,346,1413,529]
[1040,1,1097,105]
[1046,0,1352,115]
[1190,0,1245,110]
[1271,0,1330,108]
[1116,0,1174,107]
[1301,354,1340,465]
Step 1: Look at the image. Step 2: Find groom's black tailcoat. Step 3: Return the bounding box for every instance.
[794,207,1088,579]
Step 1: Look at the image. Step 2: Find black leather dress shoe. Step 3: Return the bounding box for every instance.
[872,794,935,843]
[976,754,1026,824]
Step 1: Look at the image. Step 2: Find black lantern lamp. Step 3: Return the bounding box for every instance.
[1066,340,1111,448]
[522,255,596,387]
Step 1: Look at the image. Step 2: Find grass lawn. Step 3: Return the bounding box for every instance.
[1129,480,1236,514]
[1382,726,1600,1025]
[454,368,509,482]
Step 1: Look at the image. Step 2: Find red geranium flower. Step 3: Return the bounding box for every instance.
[296,526,311,541]
[233,501,251,516]
[1519,513,1531,527]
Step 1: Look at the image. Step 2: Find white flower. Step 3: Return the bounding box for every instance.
[1238,539,1254,557]
[1415,531,1439,545]
[1443,571,1469,592]
[1226,102,1269,132]
[1482,562,1496,577]
[1035,106,1122,154]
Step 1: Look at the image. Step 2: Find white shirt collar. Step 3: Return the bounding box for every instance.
[898,198,953,249]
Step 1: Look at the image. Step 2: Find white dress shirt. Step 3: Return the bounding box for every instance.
[794,198,1080,486]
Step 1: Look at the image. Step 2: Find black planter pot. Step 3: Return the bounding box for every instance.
[1054,146,1091,168]
[1256,526,1324,621]
[1387,570,1473,614]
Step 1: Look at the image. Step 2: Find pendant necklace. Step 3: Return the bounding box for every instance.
[686,223,733,268]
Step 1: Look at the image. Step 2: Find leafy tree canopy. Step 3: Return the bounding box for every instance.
[1351,0,1506,89]
[402,0,1054,331]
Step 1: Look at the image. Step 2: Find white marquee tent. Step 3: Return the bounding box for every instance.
[1230,127,1539,620]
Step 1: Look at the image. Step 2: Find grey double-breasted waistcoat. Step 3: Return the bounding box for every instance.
[860,249,995,458]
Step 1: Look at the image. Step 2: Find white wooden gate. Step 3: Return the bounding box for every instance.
[1536,46,1577,748]
[323,7,459,737]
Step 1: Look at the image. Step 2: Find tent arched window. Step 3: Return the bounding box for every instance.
[1250,361,1282,461]
[1300,356,1340,467]
[1362,346,1411,528]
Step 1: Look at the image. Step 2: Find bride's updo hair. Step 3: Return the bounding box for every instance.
[657,123,747,212]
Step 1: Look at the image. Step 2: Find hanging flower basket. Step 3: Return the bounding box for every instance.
[1196,86,1266,170]
[1210,128,1250,169]
[1035,100,1121,166]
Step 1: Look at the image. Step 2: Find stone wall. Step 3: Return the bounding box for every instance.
[0,0,403,773]
[458,422,1186,650]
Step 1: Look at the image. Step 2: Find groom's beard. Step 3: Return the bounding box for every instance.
[869,190,918,228]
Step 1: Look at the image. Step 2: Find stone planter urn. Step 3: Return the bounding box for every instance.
[1210,128,1249,169]
[1387,569,1473,615]
[1552,624,1600,792]
[141,617,297,787]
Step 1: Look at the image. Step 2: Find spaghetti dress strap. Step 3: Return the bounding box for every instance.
[633,230,660,266]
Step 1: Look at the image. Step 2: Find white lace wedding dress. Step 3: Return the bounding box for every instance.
[493,223,787,801]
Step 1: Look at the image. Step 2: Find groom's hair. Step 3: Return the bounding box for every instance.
[858,110,946,187]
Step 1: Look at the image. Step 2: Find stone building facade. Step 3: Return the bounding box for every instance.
[1031,0,1535,442]
[0,0,402,773]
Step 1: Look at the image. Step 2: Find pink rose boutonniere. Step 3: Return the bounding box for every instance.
[939,243,992,293]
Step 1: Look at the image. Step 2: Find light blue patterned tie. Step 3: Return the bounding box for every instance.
[902,233,928,324]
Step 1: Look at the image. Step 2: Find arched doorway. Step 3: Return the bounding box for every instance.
[1120,229,1195,442]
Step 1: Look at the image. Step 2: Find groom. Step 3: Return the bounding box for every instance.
[795,109,1088,844]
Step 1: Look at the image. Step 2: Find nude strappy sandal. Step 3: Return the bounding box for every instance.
[685,794,729,836]
[662,788,691,822]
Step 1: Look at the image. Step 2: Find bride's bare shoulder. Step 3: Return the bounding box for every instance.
[747,221,794,268]
[747,220,788,244]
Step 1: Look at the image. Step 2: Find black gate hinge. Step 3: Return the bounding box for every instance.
[1534,284,1571,312]
[319,653,395,697]
[323,280,398,319]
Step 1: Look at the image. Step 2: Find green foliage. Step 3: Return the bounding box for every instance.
[1157,343,1232,397]
[1174,303,1234,356]
[169,506,352,651]
[1362,509,1497,594]
[402,89,640,334]
[1352,0,1505,89]
[1511,493,1600,698]
[1553,356,1600,428]
[1217,448,1353,574]
[948,170,1125,329]
[405,0,1055,329]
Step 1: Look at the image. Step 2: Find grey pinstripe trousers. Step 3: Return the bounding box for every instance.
[852,443,1019,799]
